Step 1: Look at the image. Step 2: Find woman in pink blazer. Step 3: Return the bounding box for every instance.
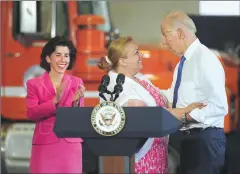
[26,36,85,173]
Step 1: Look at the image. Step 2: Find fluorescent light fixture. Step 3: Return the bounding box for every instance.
[199,1,240,16]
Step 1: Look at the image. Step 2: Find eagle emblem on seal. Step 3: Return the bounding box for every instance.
[91,101,126,136]
[99,112,117,128]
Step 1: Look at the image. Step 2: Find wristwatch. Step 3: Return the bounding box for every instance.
[181,114,188,126]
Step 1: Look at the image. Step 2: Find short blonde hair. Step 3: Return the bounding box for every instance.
[98,36,133,71]
[164,11,197,34]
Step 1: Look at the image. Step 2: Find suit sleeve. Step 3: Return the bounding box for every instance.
[26,80,56,121]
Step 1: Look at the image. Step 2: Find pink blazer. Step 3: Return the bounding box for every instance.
[26,71,84,145]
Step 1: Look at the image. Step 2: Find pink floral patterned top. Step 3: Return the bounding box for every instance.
[134,77,169,174]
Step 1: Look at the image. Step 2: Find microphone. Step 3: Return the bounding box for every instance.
[98,75,110,101]
[113,74,125,101]
[116,73,125,86]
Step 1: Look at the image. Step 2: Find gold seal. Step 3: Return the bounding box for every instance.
[91,101,126,136]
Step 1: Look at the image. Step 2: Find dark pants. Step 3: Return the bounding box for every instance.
[170,127,226,174]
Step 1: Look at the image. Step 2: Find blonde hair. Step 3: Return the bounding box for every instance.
[98,36,133,71]
[164,11,197,34]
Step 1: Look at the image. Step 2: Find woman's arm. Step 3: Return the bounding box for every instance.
[158,90,205,121]
[123,99,147,107]
[26,81,57,121]
[167,103,206,121]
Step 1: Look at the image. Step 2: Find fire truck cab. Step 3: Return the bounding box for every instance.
[1,1,119,173]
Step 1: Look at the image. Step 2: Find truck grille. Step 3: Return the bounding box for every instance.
[4,123,35,160]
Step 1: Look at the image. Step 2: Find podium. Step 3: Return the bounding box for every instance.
[54,106,181,173]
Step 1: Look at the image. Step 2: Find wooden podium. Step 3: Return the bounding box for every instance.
[54,106,181,173]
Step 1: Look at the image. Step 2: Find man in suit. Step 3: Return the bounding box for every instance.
[160,11,228,174]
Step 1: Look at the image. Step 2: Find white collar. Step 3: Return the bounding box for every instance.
[108,70,147,83]
[184,38,201,60]
[108,70,157,106]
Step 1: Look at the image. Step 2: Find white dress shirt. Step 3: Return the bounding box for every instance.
[160,38,228,129]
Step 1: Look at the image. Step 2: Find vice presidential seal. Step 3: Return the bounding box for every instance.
[91,101,126,136]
